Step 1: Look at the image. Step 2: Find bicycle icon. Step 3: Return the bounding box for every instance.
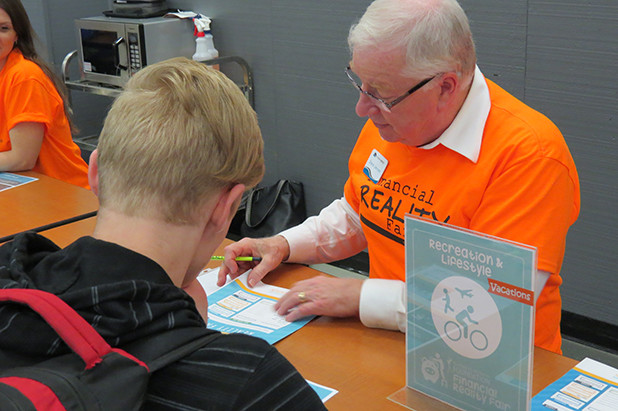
[443,320,488,351]
[432,277,501,359]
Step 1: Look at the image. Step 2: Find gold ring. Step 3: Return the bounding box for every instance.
[298,291,307,303]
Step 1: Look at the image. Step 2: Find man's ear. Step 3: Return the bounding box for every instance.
[210,183,246,232]
[88,149,100,196]
[436,72,459,109]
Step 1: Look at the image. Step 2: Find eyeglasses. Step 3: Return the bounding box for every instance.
[345,66,436,112]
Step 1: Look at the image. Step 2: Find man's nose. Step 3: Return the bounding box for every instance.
[355,92,381,118]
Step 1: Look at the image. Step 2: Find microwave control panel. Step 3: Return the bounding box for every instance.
[125,25,143,73]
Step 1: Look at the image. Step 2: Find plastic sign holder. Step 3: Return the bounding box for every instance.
[389,216,536,411]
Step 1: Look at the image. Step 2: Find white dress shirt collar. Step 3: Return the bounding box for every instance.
[421,65,490,163]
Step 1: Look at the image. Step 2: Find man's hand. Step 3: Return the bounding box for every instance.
[274,276,364,322]
[217,235,291,287]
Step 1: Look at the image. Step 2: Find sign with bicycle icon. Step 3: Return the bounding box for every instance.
[400,216,536,411]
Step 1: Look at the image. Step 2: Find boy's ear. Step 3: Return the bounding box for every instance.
[210,183,246,232]
[88,149,100,196]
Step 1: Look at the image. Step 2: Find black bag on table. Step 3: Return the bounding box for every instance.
[230,180,307,239]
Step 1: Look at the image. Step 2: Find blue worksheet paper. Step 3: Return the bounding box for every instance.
[0,172,37,192]
[307,380,338,403]
[198,269,337,403]
[404,216,536,411]
[531,358,618,411]
[198,268,314,345]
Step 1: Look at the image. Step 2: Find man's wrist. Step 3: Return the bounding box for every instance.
[273,235,291,261]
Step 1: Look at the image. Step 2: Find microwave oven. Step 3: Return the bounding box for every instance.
[75,16,194,87]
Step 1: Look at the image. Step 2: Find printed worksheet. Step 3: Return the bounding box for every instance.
[198,268,338,403]
[198,268,314,344]
[0,172,37,192]
[531,358,618,411]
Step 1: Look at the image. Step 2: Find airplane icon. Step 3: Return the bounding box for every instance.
[455,287,473,298]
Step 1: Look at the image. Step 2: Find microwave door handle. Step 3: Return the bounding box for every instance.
[113,37,128,71]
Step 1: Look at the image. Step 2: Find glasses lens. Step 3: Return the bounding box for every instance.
[346,68,391,112]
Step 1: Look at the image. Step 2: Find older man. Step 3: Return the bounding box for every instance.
[219,0,580,355]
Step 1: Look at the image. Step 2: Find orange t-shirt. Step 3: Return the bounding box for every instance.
[344,78,580,354]
[0,50,89,188]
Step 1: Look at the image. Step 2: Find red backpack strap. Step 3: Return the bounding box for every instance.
[0,289,111,369]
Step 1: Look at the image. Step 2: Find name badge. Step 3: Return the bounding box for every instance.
[363,149,388,184]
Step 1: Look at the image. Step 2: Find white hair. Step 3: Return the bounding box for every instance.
[348,0,476,82]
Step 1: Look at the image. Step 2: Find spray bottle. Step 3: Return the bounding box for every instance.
[192,15,219,69]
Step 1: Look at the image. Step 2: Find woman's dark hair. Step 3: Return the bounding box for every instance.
[1,0,76,132]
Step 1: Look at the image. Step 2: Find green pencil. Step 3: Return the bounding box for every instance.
[211,256,262,262]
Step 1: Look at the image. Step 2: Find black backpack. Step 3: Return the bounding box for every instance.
[0,288,217,410]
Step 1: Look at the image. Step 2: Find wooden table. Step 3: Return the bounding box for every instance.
[205,242,579,410]
[37,216,97,247]
[0,171,98,241]
[25,224,578,410]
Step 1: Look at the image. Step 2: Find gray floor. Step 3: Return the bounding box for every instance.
[311,263,618,370]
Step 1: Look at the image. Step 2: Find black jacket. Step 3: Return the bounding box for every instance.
[0,233,325,410]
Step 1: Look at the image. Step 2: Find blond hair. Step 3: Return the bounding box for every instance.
[96,57,264,224]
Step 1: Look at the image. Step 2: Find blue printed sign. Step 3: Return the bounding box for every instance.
[403,216,536,411]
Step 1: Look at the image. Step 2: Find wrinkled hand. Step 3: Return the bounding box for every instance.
[275,276,364,322]
[217,235,290,287]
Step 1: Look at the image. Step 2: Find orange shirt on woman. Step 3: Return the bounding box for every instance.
[1,49,89,188]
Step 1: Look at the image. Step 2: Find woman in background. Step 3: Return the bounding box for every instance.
[0,0,88,188]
